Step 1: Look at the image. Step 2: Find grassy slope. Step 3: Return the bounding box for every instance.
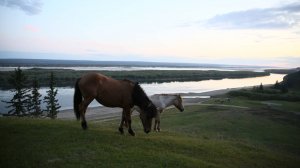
[1,102,300,168]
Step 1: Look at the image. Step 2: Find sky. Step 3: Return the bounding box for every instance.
[0,0,299,67]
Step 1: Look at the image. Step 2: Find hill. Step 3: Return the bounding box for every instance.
[282,70,300,89]
[1,101,299,168]
[265,68,300,74]
[226,71,300,102]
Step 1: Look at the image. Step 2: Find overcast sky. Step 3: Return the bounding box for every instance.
[0,0,299,67]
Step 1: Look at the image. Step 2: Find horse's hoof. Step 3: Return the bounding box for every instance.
[119,127,124,134]
[128,129,135,136]
[123,123,129,128]
[81,122,88,130]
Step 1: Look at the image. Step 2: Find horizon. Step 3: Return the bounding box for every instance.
[0,58,279,68]
[0,0,300,68]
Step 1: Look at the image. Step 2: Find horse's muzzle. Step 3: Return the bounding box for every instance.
[144,129,150,134]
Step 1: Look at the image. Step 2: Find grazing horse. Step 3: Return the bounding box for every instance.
[73,72,157,136]
[131,94,184,131]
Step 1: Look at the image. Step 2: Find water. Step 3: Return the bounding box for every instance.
[0,74,285,113]
[0,66,267,72]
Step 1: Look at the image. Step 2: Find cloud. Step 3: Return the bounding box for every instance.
[205,2,300,29]
[0,0,42,15]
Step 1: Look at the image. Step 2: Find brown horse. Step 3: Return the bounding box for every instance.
[73,72,157,136]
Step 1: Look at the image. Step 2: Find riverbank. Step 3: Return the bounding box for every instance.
[58,87,240,121]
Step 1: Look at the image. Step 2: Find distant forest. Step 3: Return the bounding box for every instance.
[1,59,297,90]
[0,69,270,89]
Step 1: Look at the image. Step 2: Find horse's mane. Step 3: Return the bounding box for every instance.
[132,82,150,107]
[132,83,156,117]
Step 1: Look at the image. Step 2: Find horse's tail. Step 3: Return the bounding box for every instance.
[73,78,82,120]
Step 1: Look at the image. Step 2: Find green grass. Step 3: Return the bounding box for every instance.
[206,97,299,111]
[227,89,300,102]
[1,102,300,168]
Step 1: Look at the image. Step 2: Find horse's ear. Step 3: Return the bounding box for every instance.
[177,94,182,99]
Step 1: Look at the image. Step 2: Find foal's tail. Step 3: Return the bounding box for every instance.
[73,78,82,120]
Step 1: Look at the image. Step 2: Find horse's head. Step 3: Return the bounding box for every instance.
[132,82,158,133]
[174,95,184,112]
[139,101,157,133]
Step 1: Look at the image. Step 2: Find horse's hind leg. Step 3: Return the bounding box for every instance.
[79,97,94,130]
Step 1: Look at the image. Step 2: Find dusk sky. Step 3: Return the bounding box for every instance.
[0,0,299,67]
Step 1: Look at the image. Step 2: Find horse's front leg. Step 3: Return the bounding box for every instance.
[118,111,126,134]
[124,108,135,136]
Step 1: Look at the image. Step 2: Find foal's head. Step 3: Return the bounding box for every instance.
[132,83,157,133]
[173,95,184,112]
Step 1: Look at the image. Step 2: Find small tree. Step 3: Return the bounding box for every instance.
[280,83,289,93]
[3,67,30,116]
[27,78,42,117]
[259,83,264,92]
[43,72,61,119]
[273,80,280,89]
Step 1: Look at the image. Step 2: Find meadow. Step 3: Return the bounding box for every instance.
[1,97,299,168]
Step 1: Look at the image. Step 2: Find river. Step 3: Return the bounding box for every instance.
[0,73,285,113]
[0,66,267,72]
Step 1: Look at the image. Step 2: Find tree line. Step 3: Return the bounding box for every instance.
[228,77,300,101]
[2,67,61,119]
[0,68,270,89]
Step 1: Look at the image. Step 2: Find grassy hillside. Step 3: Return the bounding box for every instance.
[1,100,300,168]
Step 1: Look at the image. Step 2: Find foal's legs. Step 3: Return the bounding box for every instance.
[156,120,161,132]
[154,120,158,131]
[79,97,94,130]
[154,111,161,132]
